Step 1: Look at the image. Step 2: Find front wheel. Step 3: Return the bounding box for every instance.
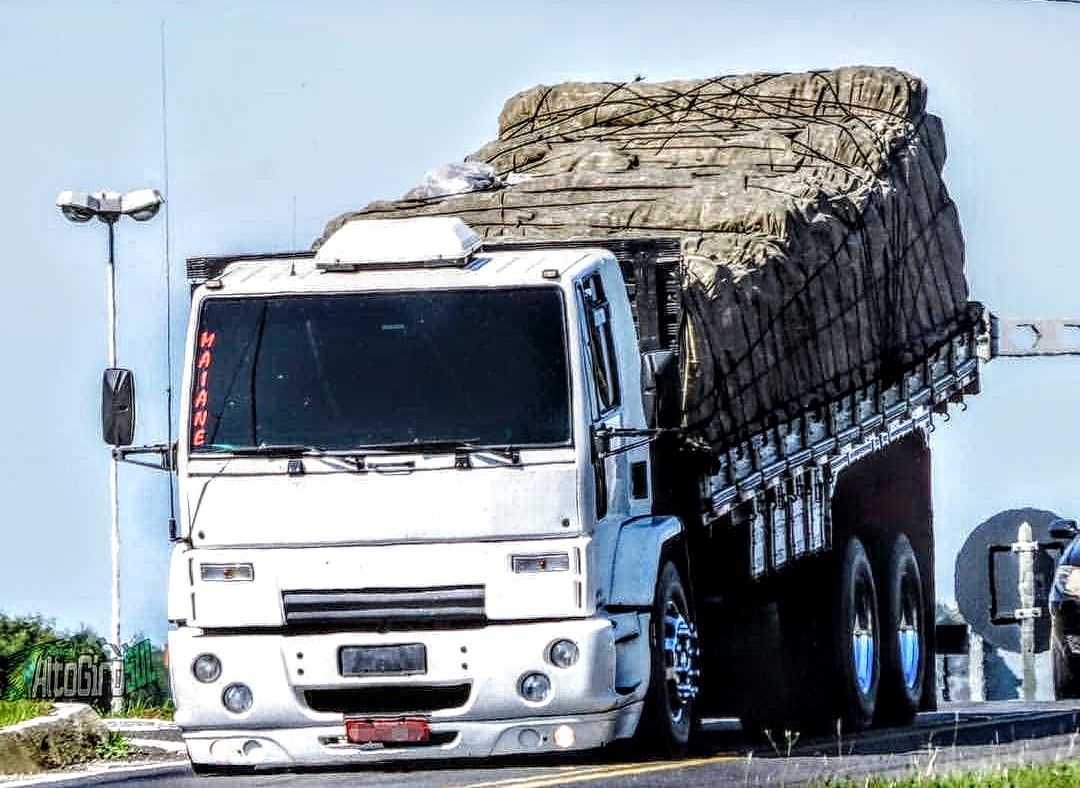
[635,559,700,757]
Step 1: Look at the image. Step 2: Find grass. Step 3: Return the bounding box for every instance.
[0,700,53,727]
[102,698,174,720]
[823,761,1080,787]
[94,731,132,760]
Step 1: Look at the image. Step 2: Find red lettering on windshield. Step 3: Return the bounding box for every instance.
[191,330,216,448]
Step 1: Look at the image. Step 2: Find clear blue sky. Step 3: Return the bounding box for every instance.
[2,0,1078,644]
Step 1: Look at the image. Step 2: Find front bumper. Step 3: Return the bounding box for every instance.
[182,706,642,767]
[169,617,641,766]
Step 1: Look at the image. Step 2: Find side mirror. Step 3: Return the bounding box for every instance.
[102,368,136,447]
[1050,518,1078,540]
[641,350,680,429]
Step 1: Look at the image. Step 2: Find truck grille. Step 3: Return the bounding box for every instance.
[305,684,471,714]
[282,586,486,632]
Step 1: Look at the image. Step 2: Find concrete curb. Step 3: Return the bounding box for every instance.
[0,761,189,787]
[0,704,107,775]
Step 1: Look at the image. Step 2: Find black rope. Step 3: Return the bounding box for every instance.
[337,68,966,449]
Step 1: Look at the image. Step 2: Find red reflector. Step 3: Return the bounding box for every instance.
[345,717,430,744]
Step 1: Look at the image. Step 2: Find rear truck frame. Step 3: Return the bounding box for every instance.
[110,219,986,770]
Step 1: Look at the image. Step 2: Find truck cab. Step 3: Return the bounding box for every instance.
[165,218,694,769]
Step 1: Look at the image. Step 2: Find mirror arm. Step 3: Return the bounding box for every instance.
[594,426,681,459]
[112,442,176,472]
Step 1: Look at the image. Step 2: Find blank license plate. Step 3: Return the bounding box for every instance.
[339,644,426,676]
[345,717,430,744]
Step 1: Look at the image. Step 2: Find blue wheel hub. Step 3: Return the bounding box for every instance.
[852,584,876,697]
[853,630,875,695]
[899,627,920,689]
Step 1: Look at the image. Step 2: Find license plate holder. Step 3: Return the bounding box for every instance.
[345,717,430,744]
[339,643,427,676]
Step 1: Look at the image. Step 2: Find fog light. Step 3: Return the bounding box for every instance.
[222,683,253,713]
[518,672,551,703]
[553,724,575,749]
[549,639,579,668]
[192,654,222,683]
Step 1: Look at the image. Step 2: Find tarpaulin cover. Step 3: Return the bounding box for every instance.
[317,67,969,447]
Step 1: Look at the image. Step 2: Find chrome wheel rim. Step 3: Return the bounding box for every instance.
[662,599,700,724]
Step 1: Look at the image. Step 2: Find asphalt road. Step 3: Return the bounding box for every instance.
[14,703,1080,787]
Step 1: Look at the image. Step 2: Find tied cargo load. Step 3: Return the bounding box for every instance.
[318,66,969,448]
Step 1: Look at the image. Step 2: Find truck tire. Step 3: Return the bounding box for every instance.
[635,560,699,757]
[876,534,926,725]
[832,536,880,731]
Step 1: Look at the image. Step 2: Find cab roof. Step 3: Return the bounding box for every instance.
[187,217,680,297]
[187,245,607,295]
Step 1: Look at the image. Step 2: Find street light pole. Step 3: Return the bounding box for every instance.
[104,219,122,713]
[56,189,164,714]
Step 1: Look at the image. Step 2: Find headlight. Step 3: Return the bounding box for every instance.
[192,654,222,683]
[549,639,579,668]
[1057,565,1080,599]
[518,672,551,703]
[222,683,253,713]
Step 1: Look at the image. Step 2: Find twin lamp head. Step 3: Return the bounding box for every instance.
[56,189,164,224]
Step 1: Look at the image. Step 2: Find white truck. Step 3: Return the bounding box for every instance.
[100,214,986,770]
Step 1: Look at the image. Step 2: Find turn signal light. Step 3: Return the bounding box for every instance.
[511,553,569,573]
[201,563,254,582]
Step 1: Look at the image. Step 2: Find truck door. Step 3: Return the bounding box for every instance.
[578,272,626,522]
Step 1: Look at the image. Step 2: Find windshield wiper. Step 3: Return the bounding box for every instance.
[203,443,327,457]
[352,440,521,465]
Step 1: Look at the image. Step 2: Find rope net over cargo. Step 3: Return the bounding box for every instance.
[317,66,970,449]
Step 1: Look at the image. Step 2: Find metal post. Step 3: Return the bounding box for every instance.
[968,628,984,702]
[105,220,123,713]
[1018,522,1036,702]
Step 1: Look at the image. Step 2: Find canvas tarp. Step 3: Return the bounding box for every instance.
[317,66,969,447]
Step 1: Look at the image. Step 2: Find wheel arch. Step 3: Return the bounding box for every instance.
[607,515,685,608]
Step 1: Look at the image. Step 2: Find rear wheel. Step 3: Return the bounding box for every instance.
[739,540,880,736]
[636,560,699,757]
[832,536,880,731]
[876,535,926,725]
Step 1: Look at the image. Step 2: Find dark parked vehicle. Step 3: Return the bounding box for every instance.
[1049,519,1080,698]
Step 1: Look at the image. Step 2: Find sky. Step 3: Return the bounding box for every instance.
[1,0,1079,646]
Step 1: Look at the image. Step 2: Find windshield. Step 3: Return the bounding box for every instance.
[189,287,570,453]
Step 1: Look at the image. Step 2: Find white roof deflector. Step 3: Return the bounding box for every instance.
[315,217,482,270]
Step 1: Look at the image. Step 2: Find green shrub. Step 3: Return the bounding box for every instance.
[0,699,52,727]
